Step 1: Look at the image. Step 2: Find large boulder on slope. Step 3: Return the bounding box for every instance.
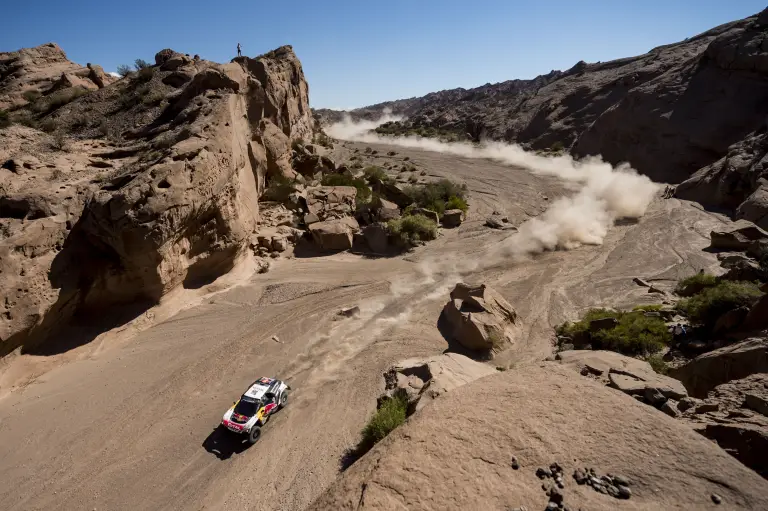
[670,337,768,398]
[309,217,359,251]
[709,220,768,252]
[309,365,768,510]
[442,283,521,353]
[382,353,496,412]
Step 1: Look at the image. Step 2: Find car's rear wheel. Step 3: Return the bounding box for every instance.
[248,426,262,444]
[278,390,289,410]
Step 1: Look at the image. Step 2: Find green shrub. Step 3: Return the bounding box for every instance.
[358,395,408,452]
[321,173,371,205]
[632,304,663,312]
[446,195,468,213]
[387,214,438,247]
[556,308,670,356]
[136,66,155,82]
[362,166,388,183]
[646,354,669,375]
[677,281,763,328]
[22,90,41,103]
[0,109,10,128]
[116,64,133,77]
[403,179,468,217]
[675,273,719,296]
[134,59,152,70]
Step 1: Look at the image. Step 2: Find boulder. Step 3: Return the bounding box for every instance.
[718,253,767,282]
[154,48,179,66]
[160,54,193,72]
[162,69,196,88]
[712,306,750,334]
[256,119,297,180]
[309,217,359,251]
[50,72,98,92]
[698,424,768,478]
[382,353,496,412]
[372,197,400,222]
[742,294,768,332]
[305,186,357,222]
[670,337,768,397]
[442,283,521,353]
[442,209,464,228]
[557,350,687,402]
[363,223,388,253]
[371,179,413,208]
[709,220,768,252]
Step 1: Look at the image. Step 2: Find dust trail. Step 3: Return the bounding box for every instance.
[290,114,661,380]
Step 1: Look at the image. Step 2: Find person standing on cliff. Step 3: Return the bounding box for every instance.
[237,43,242,57]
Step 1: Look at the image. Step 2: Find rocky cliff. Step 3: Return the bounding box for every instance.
[0,45,313,355]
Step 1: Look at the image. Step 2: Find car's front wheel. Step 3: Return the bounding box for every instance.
[278,390,289,410]
[248,426,262,444]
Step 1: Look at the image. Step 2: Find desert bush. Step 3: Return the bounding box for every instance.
[22,90,41,103]
[359,395,407,451]
[387,214,438,247]
[134,59,152,70]
[39,118,57,133]
[550,141,565,152]
[408,174,418,183]
[116,65,133,78]
[556,308,670,356]
[0,109,10,128]
[632,304,663,312]
[677,281,763,328]
[141,89,165,106]
[321,173,371,205]
[313,131,333,149]
[675,273,719,296]
[445,195,468,213]
[646,354,669,375]
[136,66,155,82]
[403,178,468,216]
[362,166,388,183]
[50,132,68,151]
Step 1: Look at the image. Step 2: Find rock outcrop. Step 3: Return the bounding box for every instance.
[309,217,359,251]
[0,45,313,355]
[442,283,521,353]
[0,43,116,109]
[381,353,496,413]
[310,365,768,510]
[670,337,768,398]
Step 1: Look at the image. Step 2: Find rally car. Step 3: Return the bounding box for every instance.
[220,377,290,444]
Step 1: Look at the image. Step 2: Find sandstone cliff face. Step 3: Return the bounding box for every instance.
[0,45,313,355]
[0,42,115,110]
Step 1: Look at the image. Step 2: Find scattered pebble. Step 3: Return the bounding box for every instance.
[536,467,552,479]
[617,485,632,499]
[711,494,722,504]
[545,502,559,511]
[572,468,587,485]
[510,456,520,470]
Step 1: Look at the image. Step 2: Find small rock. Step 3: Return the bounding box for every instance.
[711,494,722,504]
[271,335,281,343]
[511,456,520,470]
[617,485,632,499]
[573,468,588,485]
[549,462,563,474]
[677,397,699,412]
[556,480,564,489]
[611,474,630,486]
[546,503,559,511]
[537,467,552,479]
[695,402,719,414]
[548,487,564,504]
[606,485,620,498]
[270,251,280,258]
[660,400,680,418]
[633,277,651,287]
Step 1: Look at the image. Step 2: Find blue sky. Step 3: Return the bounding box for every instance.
[2,1,764,108]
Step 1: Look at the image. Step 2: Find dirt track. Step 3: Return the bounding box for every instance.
[0,141,730,510]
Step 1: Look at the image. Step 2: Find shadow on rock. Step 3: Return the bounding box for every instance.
[202,425,250,460]
[436,310,490,360]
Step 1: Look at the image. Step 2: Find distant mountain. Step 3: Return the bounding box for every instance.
[315,9,768,229]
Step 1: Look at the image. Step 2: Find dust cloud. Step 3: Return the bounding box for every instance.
[327,113,659,254]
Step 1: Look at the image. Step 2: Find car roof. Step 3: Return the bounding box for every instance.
[243,377,278,400]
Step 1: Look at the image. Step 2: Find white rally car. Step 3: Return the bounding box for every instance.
[221,377,290,444]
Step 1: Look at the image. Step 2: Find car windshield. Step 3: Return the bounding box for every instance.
[233,398,259,417]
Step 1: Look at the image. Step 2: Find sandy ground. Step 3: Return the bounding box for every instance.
[0,141,730,511]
